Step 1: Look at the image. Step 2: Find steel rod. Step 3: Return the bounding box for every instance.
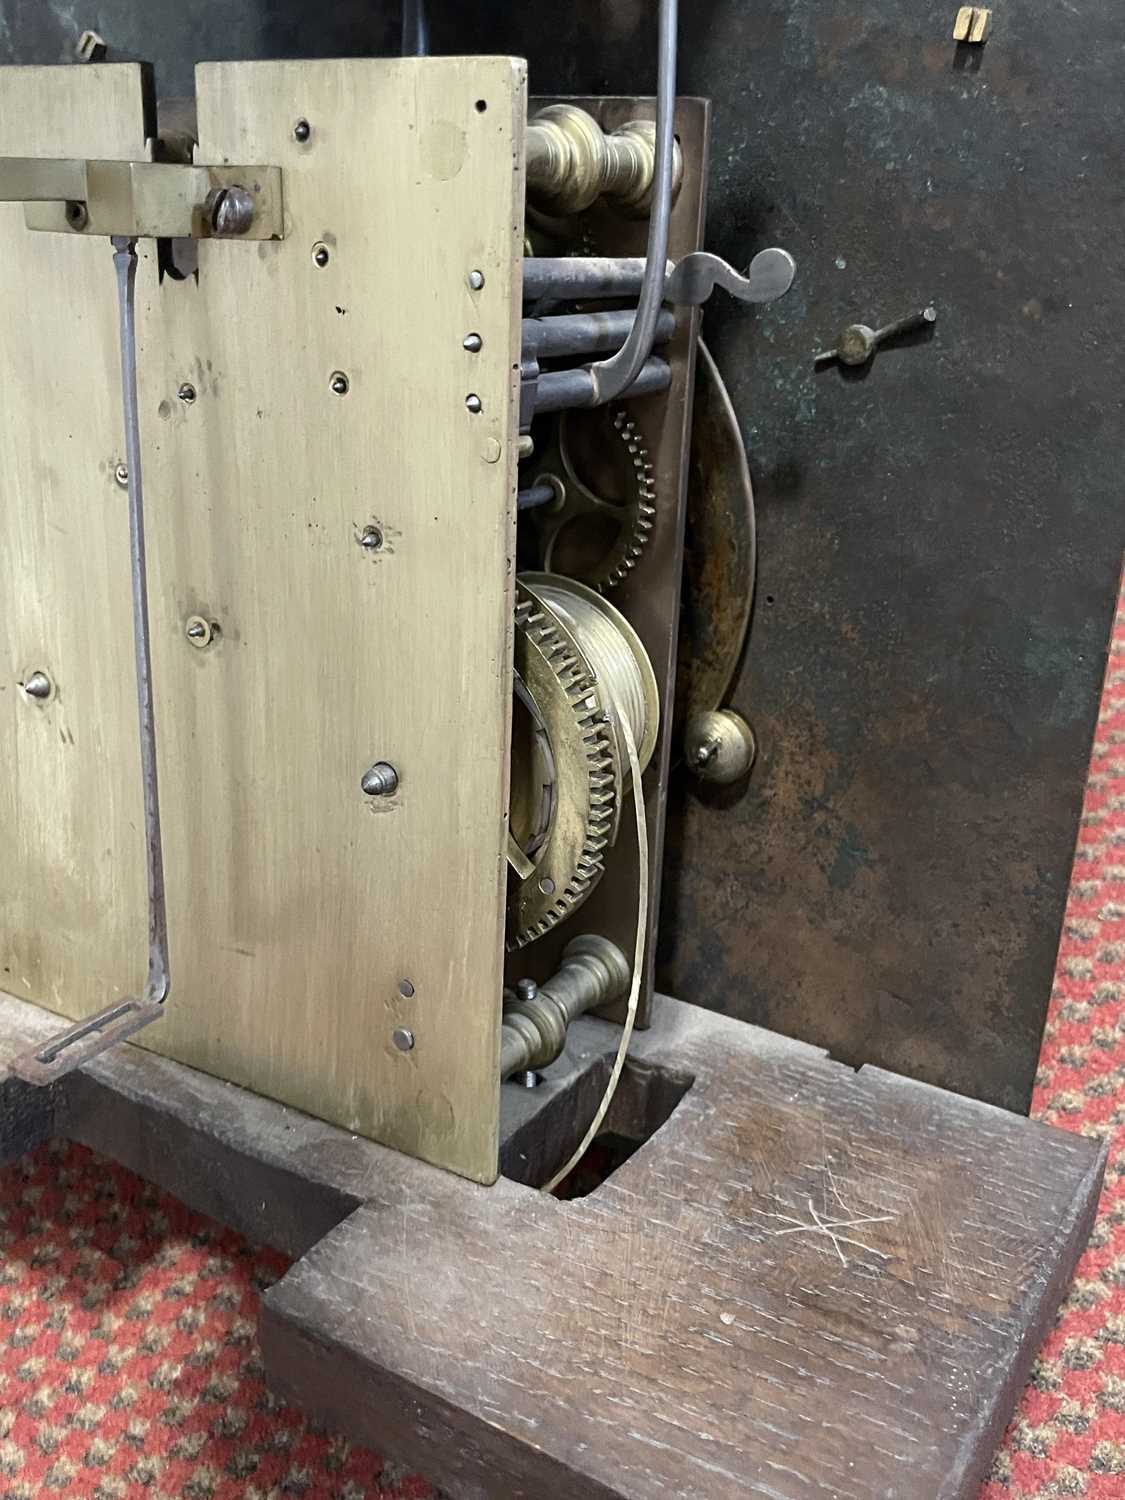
[534,356,671,414]
[522,308,675,360]
[401,0,428,57]
[517,482,557,511]
[9,237,171,1085]
[113,236,170,1007]
[523,256,655,302]
[585,0,678,404]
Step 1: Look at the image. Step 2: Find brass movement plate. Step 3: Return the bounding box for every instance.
[0,59,527,1182]
[0,66,151,1031]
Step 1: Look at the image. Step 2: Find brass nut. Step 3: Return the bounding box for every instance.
[953,6,992,42]
[684,709,756,785]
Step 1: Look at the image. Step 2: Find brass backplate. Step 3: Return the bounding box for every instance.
[509,95,710,1024]
[0,58,527,1183]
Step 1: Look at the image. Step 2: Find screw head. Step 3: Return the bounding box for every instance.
[312,242,330,267]
[515,977,538,1004]
[293,118,311,143]
[330,371,350,396]
[178,383,196,404]
[392,1027,415,1053]
[467,269,485,290]
[22,671,52,701]
[463,332,483,353]
[207,184,255,237]
[361,761,399,797]
[185,615,214,649]
[114,463,129,489]
[465,394,483,414]
[358,526,383,551]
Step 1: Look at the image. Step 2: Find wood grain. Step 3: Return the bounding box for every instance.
[264,1001,1104,1499]
[0,65,152,1015]
[0,985,1102,1497]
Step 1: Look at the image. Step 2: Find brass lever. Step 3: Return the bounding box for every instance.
[0,156,284,239]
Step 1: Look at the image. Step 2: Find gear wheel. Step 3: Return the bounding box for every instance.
[507,581,618,950]
[527,405,656,593]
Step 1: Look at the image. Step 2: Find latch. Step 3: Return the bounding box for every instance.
[0,156,284,239]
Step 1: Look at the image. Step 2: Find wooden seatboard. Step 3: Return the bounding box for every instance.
[0,985,1098,1500]
[0,59,527,1182]
[263,1001,1105,1499]
[0,66,152,1017]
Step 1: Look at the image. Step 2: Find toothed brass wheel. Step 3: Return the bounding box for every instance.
[527,406,656,593]
[508,581,617,950]
[507,576,659,951]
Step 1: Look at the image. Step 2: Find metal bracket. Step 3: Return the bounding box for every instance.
[0,156,284,239]
[9,999,164,1085]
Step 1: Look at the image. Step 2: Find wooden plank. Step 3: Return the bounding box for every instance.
[0,65,152,1016]
[133,59,526,1182]
[0,984,1102,1495]
[262,1000,1105,1500]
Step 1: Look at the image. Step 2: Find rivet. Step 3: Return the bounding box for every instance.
[293,118,311,143]
[64,200,88,231]
[465,394,483,414]
[467,269,485,290]
[114,463,129,488]
[482,437,502,464]
[312,242,330,267]
[463,332,483,352]
[22,671,52,701]
[178,383,196,404]
[358,525,383,551]
[361,761,399,796]
[392,1027,415,1053]
[516,977,538,1003]
[399,979,416,999]
[330,371,350,395]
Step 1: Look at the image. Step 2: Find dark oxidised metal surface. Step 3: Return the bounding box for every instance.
[674,339,755,741]
[4,0,1120,1111]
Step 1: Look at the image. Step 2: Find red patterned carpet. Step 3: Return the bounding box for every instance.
[0,578,1122,1500]
[0,1146,436,1499]
[981,571,1125,1500]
